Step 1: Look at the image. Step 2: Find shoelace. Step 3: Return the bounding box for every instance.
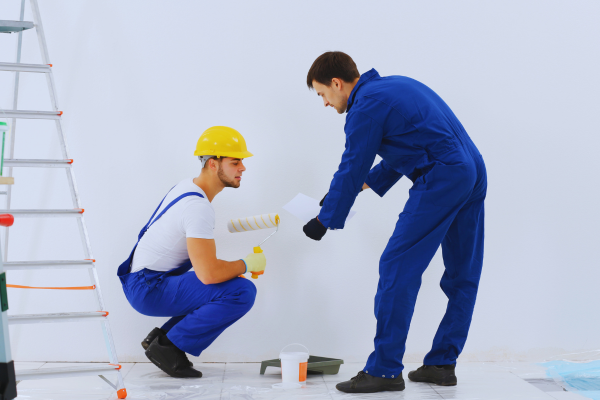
[351,371,368,388]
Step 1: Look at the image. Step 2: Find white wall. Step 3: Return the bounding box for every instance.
[1,0,599,364]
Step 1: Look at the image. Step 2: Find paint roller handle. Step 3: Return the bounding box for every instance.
[251,246,263,279]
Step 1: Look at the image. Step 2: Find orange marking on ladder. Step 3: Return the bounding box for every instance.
[7,284,96,290]
[117,388,127,399]
[85,258,96,262]
[58,111,63,116]
[109,363,122,370]
[48,64,53,67]
[79,208,84,213]
[68,159,73,164]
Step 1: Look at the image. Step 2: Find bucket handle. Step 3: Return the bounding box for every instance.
[279,343,309,358]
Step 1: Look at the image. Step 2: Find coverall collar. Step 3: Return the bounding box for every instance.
[347,68,380,113]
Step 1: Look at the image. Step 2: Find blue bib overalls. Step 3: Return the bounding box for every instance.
[118,189,256,356]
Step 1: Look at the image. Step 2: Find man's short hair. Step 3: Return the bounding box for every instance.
[203,156,222,169]
[306,51,360,90]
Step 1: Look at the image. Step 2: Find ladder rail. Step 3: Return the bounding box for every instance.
[3,0,26,263]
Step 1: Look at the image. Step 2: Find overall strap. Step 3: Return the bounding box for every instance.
[138,191,205,240]
[138,186,175,241]
[119,190,205,277]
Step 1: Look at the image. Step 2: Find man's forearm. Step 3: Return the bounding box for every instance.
[196,259,245,284]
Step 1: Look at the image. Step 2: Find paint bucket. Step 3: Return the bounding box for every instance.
[272,343,309,389]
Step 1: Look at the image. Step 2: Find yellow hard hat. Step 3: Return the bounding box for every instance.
[194,126,254,159]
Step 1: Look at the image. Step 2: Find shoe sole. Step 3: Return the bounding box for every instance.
[336,384,405,393]
[145,350,202,379]
[408,376,457,386]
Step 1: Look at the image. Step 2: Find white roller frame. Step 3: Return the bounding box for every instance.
[1,0,126,397]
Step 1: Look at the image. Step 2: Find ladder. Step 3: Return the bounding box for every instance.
[0,1,127,398]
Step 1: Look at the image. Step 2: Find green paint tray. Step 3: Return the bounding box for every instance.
[260,355,344,375]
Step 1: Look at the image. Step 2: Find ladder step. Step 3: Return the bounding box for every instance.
[0,209,83,217]
[8,311,108,325]
[0,20,34,33]
[4,158,73,168]
[0,62,52,73]
[0,109,62,120]
[16,364,121,381]
[3,260,94,271]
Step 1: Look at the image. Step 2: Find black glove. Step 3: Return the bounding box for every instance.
[303,217,327,241]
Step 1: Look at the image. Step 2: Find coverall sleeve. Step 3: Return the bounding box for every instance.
[365,159,403,197]
[318,111,384,229]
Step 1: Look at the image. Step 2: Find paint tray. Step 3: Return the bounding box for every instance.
[260,355,344,375]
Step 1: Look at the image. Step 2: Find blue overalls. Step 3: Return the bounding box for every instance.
[117,190,256,357]
[319,69,487,377]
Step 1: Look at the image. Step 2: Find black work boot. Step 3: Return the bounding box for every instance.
[408,364,457,386]
[336,371,405,393]
[145,335,202,378]
[142,327,193,367]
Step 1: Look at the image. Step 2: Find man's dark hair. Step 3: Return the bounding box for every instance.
[306,51,360,89]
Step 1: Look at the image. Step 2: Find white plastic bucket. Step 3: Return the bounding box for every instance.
[279,343,309,384]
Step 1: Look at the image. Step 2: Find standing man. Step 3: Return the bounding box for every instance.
[117,126,266,378]
[304,52,487,393]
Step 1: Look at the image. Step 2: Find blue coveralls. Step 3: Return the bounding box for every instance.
[319,69,487,377]
[117,190,256,357]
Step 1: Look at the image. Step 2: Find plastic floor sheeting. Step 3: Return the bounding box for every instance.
[14,361,589,400]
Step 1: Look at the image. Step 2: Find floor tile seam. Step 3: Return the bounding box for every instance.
[220,362,226,400]
[323,380,336,398]
[427,382,446,399]
[121,362,136,380]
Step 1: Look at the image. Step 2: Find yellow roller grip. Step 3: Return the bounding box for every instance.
[251,246,264,279]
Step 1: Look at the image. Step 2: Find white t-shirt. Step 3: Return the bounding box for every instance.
[130,178,215,273]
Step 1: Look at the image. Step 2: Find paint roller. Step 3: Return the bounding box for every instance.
[227,213,280,279]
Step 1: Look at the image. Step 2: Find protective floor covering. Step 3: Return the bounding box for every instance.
[14,361,590,400]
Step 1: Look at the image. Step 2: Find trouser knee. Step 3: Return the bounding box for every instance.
[235,278,257,313]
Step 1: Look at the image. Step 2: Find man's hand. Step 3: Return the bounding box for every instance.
[319,183,369,206]
[303,217,327,241]
[242,252,266,275]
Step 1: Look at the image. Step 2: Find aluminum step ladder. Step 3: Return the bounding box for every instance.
[0,1,126,398]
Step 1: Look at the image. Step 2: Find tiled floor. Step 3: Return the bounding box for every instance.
[13,361,589,400]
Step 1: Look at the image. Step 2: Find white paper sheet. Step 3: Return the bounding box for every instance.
[282,193,357,224]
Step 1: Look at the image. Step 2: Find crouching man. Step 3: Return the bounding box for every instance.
[117,126,265,378]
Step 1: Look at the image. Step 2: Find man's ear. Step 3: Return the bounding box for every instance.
[332,78,342,90]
